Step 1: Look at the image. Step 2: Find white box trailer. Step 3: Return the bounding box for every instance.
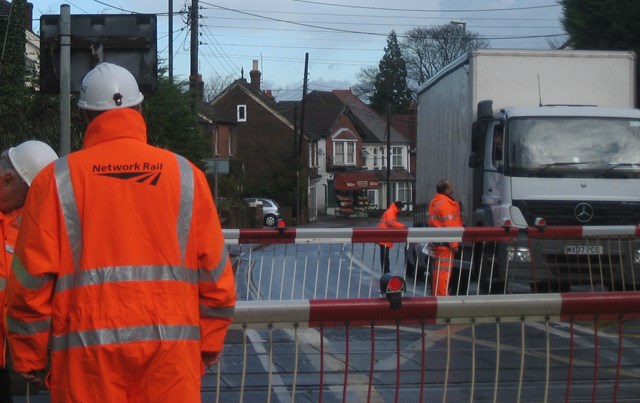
[415,49,640,293]
[416,49,636,215]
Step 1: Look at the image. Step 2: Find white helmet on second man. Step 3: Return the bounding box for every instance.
[8,140,58,185]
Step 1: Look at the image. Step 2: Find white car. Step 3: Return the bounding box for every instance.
[244,197,282,227]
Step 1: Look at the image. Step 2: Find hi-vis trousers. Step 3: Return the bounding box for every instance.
[432,246,454,296]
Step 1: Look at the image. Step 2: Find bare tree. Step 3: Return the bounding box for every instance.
[204,74,235,102]
[352,66,378,103]
[402,24,489,89]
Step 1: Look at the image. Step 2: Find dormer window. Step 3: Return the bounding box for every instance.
[237,105,247,122]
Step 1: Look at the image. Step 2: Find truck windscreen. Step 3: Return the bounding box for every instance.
[506,116,640,178]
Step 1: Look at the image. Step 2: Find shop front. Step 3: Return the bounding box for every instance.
[332,172,379,216]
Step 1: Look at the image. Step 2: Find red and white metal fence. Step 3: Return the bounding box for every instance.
[206,292,640,402]
[225,225,640,299]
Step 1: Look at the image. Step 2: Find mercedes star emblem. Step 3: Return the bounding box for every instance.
[574,203,594,223]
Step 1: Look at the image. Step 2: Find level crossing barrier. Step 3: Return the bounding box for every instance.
[206,292,640,402]
[224,225,640,299]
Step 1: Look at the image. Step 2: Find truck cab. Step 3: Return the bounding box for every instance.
[469,101,640,292]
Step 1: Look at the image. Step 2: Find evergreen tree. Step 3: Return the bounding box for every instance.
[143,73,211,168]
[370,31,413,114]
[561,0,640,51]
[0,0,28,148]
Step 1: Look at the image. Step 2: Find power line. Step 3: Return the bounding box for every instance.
[200,22,566,41]
[291,0,560,13]
[200,1,389,37]
[200,8,559,22]
[200,15,560,29]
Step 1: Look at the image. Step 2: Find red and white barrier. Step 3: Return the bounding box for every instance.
[232,291,640,329]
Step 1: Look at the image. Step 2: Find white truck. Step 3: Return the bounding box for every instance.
[415,49,640,293]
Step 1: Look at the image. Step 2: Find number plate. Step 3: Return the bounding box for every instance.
[564,245,603,255]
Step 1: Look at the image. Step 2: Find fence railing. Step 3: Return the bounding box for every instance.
[225,226,640,299]
[205,292,640,403]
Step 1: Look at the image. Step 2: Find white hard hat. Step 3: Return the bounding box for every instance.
[8,140,59,185]
[77,62,144,111]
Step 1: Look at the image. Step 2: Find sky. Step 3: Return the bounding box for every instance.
[28,0,567,101]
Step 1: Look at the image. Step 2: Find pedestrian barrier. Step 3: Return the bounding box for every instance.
[225,225,640,299]
[207,292,640,402]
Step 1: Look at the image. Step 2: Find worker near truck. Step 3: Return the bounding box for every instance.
[377,201,405,274]
[0,141,58,402]
[6,62,236,402]
[428,179,464,296]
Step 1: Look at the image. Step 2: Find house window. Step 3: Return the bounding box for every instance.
[228,132,235,156]
[395,182,412,204]
[309,143,318,168]
[237,105,247,122]
[373,148,378,169]
[333,140,355,166]
[392,146,403,167]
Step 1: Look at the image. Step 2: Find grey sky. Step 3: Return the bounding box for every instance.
[29,0,566,100]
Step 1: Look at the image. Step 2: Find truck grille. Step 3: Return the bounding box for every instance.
[512,200,640,225]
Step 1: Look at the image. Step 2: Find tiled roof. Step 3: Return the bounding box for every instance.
[298,91,345,141]
[333,90,408,144]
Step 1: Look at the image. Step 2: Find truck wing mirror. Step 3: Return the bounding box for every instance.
[468,152,481,168]
[471,122,484,153]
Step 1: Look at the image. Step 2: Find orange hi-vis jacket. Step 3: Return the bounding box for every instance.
[6,108,236,401]
[0,209,20,368]
[377,203,405,248]
[428,193,464,249]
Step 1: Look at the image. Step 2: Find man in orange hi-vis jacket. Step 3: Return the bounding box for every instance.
[0,141,58,402]
[6,63,236,402]
[428,179,464,296]
[377,201,405,273]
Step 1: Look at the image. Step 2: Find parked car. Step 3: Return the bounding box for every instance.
[244,197,282,227]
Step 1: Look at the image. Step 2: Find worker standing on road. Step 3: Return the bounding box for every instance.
[6,63,236,402]
[377,201,405,273]
[0,141,58,402]
[428,179,464,296]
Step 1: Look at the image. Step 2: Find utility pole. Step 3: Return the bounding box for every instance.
[296,52,309,225]
[386,106,391,208]
[59,5,71,156]
[168,0,173,79]
[189,0,200,111]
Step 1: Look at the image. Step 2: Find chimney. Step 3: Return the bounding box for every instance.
[25,2,33,32]
[249,59,261,91]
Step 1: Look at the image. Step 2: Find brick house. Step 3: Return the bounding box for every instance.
[302,89,413,217]
[202,61,310,223]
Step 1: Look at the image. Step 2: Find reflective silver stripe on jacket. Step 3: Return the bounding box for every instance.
[52,324,200,352]
[200,249,230,284]
[55,157,83,273]
[429,214,460,221]
[12,255,55,290]
[55,265,199,293]
[200,304,235,319]
[5,244,13,254]
[176,155,194,266]
[6,315,52,336]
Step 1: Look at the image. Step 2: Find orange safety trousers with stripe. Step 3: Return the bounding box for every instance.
[6,109,237,403]
[431,246,455,296]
